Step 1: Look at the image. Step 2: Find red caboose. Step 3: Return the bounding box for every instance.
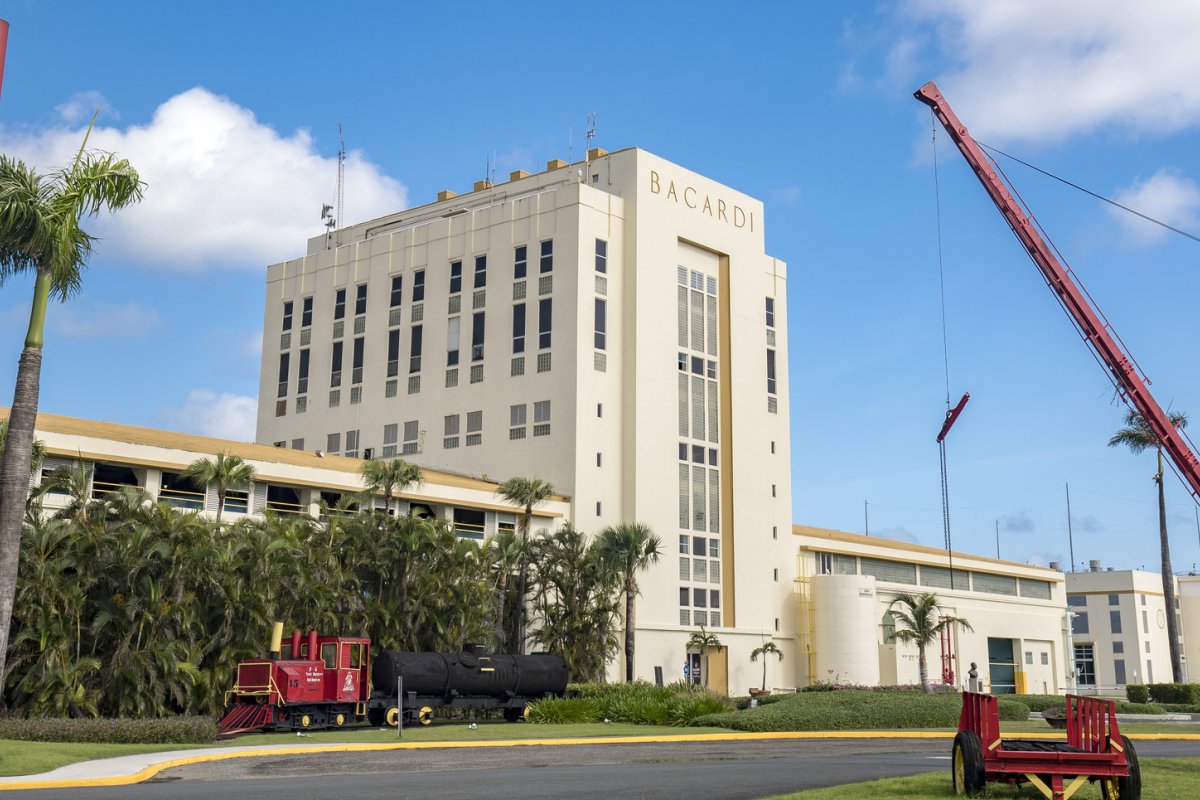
[219,625,370,735]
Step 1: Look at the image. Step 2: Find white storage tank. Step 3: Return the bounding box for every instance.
[812,573,881,686]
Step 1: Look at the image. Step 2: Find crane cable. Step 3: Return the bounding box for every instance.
[931,112,958,588]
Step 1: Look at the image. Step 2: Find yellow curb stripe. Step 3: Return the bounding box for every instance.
[2,730,1197,792]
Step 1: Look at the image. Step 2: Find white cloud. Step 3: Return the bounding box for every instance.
[49,300,162,339]
[54,91,118,125]
[0,87,408,270]
[1108,169,1200,245]
[161,389,258,441]
[769,185,802,205]
[899,1,1200,143]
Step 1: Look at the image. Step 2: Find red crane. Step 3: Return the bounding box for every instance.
[914,81,1200,502]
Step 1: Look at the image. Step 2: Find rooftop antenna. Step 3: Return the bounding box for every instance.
[323,124,346,249]
[583,111,598,183]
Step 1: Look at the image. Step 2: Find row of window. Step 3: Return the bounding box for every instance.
[816,552,1054,599]
[1074,643,1155,686]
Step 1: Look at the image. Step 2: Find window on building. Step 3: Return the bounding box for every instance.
[1140,594,1146,606]
[1109,593,1120,606]
[410,325,423,373]
[1071,612,1089,635]
[413,269,426,302]
[344,429,360,459]
[765,297,775,328]
[402,421,419,454]
[514,245,527,279]
[539,239,553,273]
[446,317,460,366]
[1075,644,1095,685]
[881,611,896,643]
[330,341,343,387]
[595,298,607,350]
[277,352,290,397]
[443,414,460,449]
[679,587,689,606]
[297,349,310,394]
[466,410,483,446]
[1113,641,1124,654]
[301,296,313,327]
[818,553,833,575]
[538,298,552,349]
[1109,610,1123,634]
[348,337,362,385]
[390,275,403,307]
[334,288,346,320]
[474,255,487,288]
[766,349,777,394]
[471,312,485,361]
[595,239,607,273]
[449,260,462,294]
[282,301,293,331]
[693,588,707,608]
[385,329,401,377]
[355,284,368,315]
[1113,659,1127,685]
[509,403,526,439]
[512,303,526,354]
[1067,595,1086,607]
[326,432,341,454]
[1142,609,1149,634]
[533,400,551,436]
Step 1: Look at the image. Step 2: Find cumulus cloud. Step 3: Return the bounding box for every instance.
[1108,170,1200,245]
[999,511,1034,533]
[898,1,1200,143]
[0,87,407,270]
[160,389,258,441]
[770,185,802,205]
[50,300,162,339]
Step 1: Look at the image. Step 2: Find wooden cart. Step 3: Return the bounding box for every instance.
[953,692,1140,800]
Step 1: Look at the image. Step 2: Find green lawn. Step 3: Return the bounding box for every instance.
[0,741,196,778]
[762,758,1200,800]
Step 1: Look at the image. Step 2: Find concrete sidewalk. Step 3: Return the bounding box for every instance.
[3,728,1199,792]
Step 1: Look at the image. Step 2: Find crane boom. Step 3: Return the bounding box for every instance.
[914,81,1200,501]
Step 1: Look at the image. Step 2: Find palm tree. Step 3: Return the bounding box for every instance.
[687,626,723,690]
[888,592,973,693]
[0,140,144,697]
[0,418,45,476]
[181,453,256,524]
[750,641,784,693]
[595,522,662,682]
[497,477,554,653]
[1109,408,1188,682]
[360,457,422,515]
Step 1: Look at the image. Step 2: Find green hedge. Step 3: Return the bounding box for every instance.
[1148,683,1200,705]
[691,690,1030,732]
[1126,685,1150,704]
[0,716,217,744]
[531,681,730,727]
[1013,694,1164,715]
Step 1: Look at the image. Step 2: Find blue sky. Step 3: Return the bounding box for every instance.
[2,1,1199,573]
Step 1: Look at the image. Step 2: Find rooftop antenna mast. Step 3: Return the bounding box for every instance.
[582,112,598,183]
[322,124,346,250]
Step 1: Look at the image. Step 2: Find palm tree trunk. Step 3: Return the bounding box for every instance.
[215,487,225,524]
[1156,450,1184,682]
[762,660,768,692]
[918,644,930,693]
[0,270,51,701]
[514,505,531,655]
[624,577,636,682]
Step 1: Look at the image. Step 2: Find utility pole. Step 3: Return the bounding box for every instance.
[995,519,1000,560]
[864,500,869,536]
[1065,483,1076,573]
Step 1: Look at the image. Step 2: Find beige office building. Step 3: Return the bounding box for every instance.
[255,148,796,691]
[1066,565,1186,689]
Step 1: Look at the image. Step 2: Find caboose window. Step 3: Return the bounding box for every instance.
[346,643,363,669]
[321,643,337,669]
[280,644,292,659]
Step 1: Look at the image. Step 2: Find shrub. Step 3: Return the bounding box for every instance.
[526,697,600,724]
[690,690,1029,732]
[667,693,732,726]
[0,716,217,744]
[1011,694,1164,715]
[1147,683,1200,705]
[1126,685,1150,704]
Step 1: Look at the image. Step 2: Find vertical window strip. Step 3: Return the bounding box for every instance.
[690,290,704,352]
[708,469,720,533]
[677,285,688,347]
[706,294,718,356]
[594,298,606,350]
[707,381,719,443]
[692,465,706,530]
[678,464,690,529]
[691,376,705,438]
[678,373,689,437]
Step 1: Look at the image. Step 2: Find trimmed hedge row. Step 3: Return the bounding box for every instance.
[529,681,731,727]
[691,690,1030,732]
[1147,683,1200,705]
[0,716,218,744]
[1013,694,1165,715]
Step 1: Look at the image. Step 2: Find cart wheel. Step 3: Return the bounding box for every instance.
[367,707,385,726]
[1101,735,1141,800]
[952,731,986,796]
[503,707,523,723]
[417,706,434,725]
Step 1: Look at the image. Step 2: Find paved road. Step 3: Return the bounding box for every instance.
[14,738,1200,799]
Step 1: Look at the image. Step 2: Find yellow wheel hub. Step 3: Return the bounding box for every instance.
[335,713,345,727]
[300,714,311,728]
[385,707,399,727]
[953,746,965,795]
[418,706,433,725]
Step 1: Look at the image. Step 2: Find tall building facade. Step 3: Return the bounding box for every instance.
[255,148,796,690]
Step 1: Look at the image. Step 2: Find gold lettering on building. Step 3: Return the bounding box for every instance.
[649,170,754,233]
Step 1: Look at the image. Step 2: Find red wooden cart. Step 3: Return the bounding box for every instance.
[953,692,1140,800]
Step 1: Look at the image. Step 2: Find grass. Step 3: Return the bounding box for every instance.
[0,722,731,779]
[760,757,1200,800]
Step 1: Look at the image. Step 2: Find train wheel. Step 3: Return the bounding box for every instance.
[418,706,434,726]
[524,706,532,721]
[503,707,522,723]
[951,731,985,796]
[385,707,400,727]
[300,714,311,729]
[1102,736,1141,800]
[334,713,345,727]
[367,707,385,726]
